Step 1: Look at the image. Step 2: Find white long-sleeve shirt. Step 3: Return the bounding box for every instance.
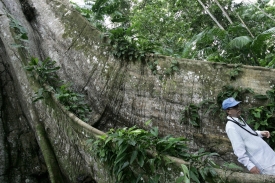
[226,116,275,172]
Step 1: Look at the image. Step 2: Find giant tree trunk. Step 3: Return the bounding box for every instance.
[1,0,275,182]
[0,34,51,182]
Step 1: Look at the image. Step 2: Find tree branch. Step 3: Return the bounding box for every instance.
[236,13,254,38]
[213,0,233,24]
[197,0,225,30]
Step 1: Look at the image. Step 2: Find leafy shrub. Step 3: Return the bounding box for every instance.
[55,84,91,122]
[25,57,60,86]
[88,123,218,183]
[25,57,91,122]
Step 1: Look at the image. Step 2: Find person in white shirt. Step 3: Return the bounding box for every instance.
[222,97,275,175]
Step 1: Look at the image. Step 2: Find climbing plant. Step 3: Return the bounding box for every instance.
[147,59,180,80]
[25,57,61,87]
[246,87,275,149]
[55,84,92,122]
[216,85,253,104]
[8,13,29,49]
[25,57,92,122]
[88,122,219,183]
[103,27,148,62]
[228,65,243,80]
[180,104,201,127]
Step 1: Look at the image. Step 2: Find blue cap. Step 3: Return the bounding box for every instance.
[222,97,241,110]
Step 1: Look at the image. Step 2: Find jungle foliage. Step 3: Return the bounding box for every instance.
[73,0,275,67]
[88,122,220,183]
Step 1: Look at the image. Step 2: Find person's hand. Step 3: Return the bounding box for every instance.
[261,131,270,138]
[250,166,260,174]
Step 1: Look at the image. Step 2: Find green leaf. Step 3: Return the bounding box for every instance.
[137,153,144,167]
[148,158,156,172]
[130,150,138,164]
[172,60,178,64]
[177,164,192,182]
[115,151,127,164]
[11,43,24,48]
[173,66,179,71]
[223,162,243,171]
[128,139,136,146]
[254,94,268,100]
[199,168,206,180]
[129,129,143,134]
[145,119,152,126]
[117,171,123,181]
[21,33,28,40]
[255,123,260,130]
[149,175,161,182]
[228,36,252,49]
[119,161,129,172]
[175,176,186,183]
[251,27,275,55]
[190,170,200,183]
[150,127,158,137]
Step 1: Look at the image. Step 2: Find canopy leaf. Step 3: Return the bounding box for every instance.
[229,36,252,49]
